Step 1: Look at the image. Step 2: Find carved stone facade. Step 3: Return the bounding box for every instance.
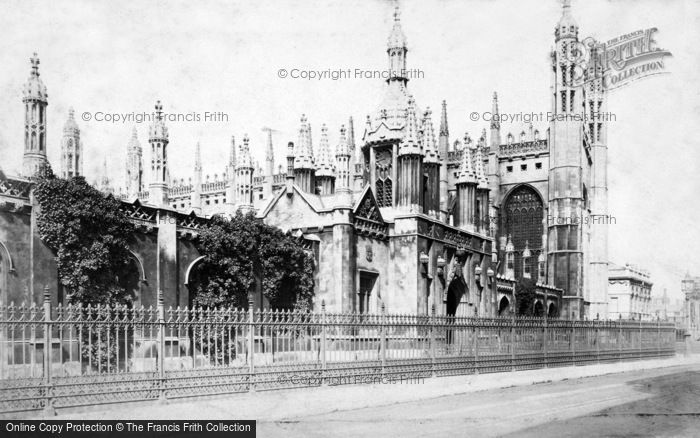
[4,4,623,318]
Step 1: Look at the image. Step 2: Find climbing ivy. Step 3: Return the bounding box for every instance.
[33,170,135,306]
[191,211,315,311]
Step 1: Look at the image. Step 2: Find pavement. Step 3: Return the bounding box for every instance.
[17,348,699,437]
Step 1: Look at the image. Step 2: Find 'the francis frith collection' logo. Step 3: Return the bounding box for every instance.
[568,28,672,91]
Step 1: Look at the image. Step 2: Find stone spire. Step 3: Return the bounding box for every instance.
[347,116,356,152]
[192,141,200,173]
[22,52,49,178]
[489,92,501,156]
[387,5,408,83]
[439,100,449,137]
[398,96,421,156]
[148,100,169,206]
[458,134,476,185]
[490,92,500,131]
[315,124,336,195]
[556,0,578,40]
[191,141,202,214]
[294,115,316,193]
[315,124,336,178]
[438,100,449,221]
[475,132,488,189]
[225,136,237,214]
[422,108,440,217]
[262,128,275,198]
[61,107,82,178]
[265,128,275,177]
[126,127,143,197]
[294,114,315,170]
[422,108,438,164]
[229,135,236,170]
[99,158,113,194]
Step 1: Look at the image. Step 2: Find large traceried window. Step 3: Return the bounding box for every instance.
[501,185,544,281]
[374,147,393,207]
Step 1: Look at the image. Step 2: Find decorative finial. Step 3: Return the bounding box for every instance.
[155,100,163,119]
[393,5,401,22]
[68,107,74,119]
[563,0,571,9]
[30,53,40,77]
[43,285,50,304]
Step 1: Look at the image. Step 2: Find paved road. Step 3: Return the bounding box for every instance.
[260,364,700,438]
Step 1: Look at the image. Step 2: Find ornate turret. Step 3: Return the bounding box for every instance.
[457,136,476,185]
[236,135,254,212]
[474,131,490,234]
[486,93,501,232]
[286,141,295,195]
[387,5,407,83]
[548,0,586,319]
[294,115,316,193]
[148,100,169,206]
[60,108,82,178]
[22,53,49,178]
[454,134,477,231]
[505,234,515,279]
[555,0,578,41]
[438,100,449,221]
[315,124,336,195]
[475,131,488,188]
[334,125,353,208]
[125,127,143,198]
[396,96,423,213]
[522,240,532,279]
[364,5,413,145]
[225,136,237,214]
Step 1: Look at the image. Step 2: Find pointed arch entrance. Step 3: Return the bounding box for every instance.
[445,277,468,346]
[446,278,467,317]
[534,300,544,317]
[498,296,510,316]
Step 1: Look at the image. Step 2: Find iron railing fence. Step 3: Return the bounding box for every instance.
[0,290,676,415]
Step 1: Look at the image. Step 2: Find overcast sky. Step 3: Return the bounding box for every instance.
[1,0,698,302]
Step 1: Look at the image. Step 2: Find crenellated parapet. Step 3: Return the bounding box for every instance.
[498,139,548,158]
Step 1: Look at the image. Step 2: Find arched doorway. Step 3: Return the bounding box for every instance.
[533,300,544,317]
[446,279,467,317]
[445,278,467,347]
[498,296,510,316]
[184,256,207,307]
[118,256,143,305]
[548,303,558,318]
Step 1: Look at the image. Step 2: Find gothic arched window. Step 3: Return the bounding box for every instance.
[501,185,544,281]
